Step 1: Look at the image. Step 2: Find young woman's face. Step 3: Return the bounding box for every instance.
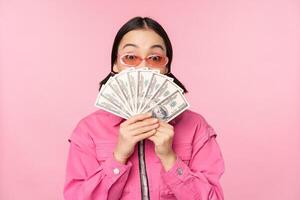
[113,29,169,74]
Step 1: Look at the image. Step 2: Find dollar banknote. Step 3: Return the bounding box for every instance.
[95,68,189,122]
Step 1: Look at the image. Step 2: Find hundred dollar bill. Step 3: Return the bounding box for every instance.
[139,72,182,113]
[139,78,183,113]
[144,90,189,122]
[118,67,135,74]
[114,71,135,114]
[127,70,138,114]
[106,76,134,115]
[94,87,130,119]
[136,69,155,113]
[138,73,167,113]
[95,83,131,118]
[95,68,189,121]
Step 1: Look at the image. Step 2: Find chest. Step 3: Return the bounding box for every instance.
[93,129,194,199]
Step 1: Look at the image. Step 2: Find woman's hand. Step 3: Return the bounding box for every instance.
[147,120,177,171]
[114,112,159,164]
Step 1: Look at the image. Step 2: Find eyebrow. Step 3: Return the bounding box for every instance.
[122,43,165,51]
[150,44,165,51]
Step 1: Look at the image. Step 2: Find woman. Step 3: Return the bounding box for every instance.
[63,16,225,200]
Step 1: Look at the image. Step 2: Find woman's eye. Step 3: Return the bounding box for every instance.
[149,55,162,62]
[126,55,136,60]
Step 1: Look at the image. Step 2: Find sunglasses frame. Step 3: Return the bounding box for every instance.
[118,53,169,68]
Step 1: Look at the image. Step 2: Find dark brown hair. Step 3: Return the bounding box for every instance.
[99,16,188,93]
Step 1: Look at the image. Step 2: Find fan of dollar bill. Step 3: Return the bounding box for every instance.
[95,67,189,122]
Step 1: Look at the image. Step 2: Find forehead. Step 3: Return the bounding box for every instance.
[118,29,166,51]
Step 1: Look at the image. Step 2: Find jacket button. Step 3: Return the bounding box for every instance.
[176,167,183,175]
[113,168,120,175]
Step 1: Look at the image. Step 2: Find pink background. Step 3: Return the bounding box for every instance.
[1,0,299,199]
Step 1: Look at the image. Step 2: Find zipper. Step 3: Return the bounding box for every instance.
[138,139,150,200]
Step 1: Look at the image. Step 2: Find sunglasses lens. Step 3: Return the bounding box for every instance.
[146,55,168,67]
[121,54,141,66]
[120,54,168,68]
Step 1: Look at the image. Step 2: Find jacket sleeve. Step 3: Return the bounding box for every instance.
[63,121,133,200]
[161,118,225,200]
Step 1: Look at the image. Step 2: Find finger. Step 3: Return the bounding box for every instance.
[127,118,159,131]
[147,134,158,143]
[152,129,164,137]
[157,126,172,133]
[131,123,159,136]
[121,112,152,127]
[153,130,170,142]
[158,120,173,129]
[135,129,157,142]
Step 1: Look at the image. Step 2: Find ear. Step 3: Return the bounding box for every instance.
[163,67,169,74]
[113,63,119,73]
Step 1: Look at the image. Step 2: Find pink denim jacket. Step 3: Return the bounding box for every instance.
[63,109,225,200]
